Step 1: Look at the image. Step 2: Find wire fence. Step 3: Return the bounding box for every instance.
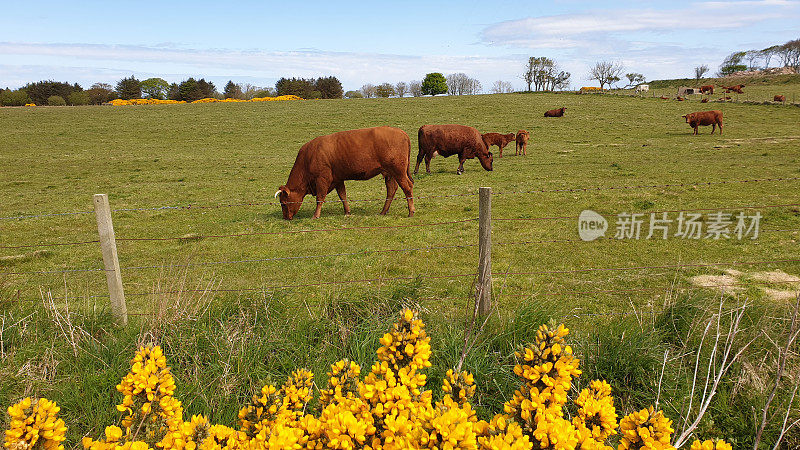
[2,179,799,322]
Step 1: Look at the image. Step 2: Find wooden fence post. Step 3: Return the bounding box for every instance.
[476,187,492,316]
[93,194,128,325]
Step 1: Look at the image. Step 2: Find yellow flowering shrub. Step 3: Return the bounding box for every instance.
[689,439,731,450]
[24,103,36,107]
[3,309,732,450]
[4,397,67,450]
[108,95,301,106]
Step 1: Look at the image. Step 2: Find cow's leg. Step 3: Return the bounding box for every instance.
[718,121,722,134]
[397,173,415,217]
[380,175,398,215]
[711,124,716,134]
[335,183,351,215]
[523,142,527,156]
[457,154,466,174]
[414,151,424,175]
[313,180,330,219]
[425,153,432,173]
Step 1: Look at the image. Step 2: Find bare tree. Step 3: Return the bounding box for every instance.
[588,61,624,90]
[760,45,779,68]
[240,83,261,100]
[625,73,645,88]
[395,82,407,98]
[490,80,514,94]
[552,71,571,91]
[694,65,709,82]
[522,57,535,91]
[409,80,422,97]
[375,83,395,98]
[446,73,482,95]
[745,50,761,70]
[360,83,377,98]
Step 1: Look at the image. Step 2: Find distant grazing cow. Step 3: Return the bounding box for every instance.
[682,110,723,135]
[635,84,649,94]
[276,126,414,219]
[774,95,786,102]
[700,85,714,95]
[720,84,745,94]
[701,98,709,103]
[482,132,516,157]
[718,96,732,101]
[544,107,566,117]
[676,96,685,101]
[660,95,670,100]
[515,130,529,156]
[415,124,493,175]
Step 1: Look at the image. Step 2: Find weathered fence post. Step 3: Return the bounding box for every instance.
[93,194,127,325]
[476,187,492,315]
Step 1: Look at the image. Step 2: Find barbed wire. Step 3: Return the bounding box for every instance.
[117,243,478,271]
[4,176,798,221]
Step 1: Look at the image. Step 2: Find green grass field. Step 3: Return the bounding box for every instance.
[2,86,800,446]
[2,89,799,316]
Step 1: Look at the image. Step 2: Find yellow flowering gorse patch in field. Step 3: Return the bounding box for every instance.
[3,309,731,450]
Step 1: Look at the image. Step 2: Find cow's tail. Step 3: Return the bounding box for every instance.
[407,132,414,182]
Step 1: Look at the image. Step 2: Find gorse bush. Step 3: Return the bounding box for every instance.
[3,309,730,450]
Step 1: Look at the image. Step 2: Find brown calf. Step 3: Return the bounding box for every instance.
[700,85,714,95]
[515,130,529,156]
[774,95,786,102]
[482,132,516,158]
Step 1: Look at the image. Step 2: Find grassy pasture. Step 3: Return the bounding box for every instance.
[1,91,799,316]
[1,89,800,446]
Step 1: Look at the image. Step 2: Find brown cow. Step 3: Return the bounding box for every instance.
[415,124,493,175]
[515,130,529,156]
[720,84,744,94]
[682,110,723,135]
[660,95,670,100]
[701,98,709,103]
[774,95,786,102]
[700,85,714,94]
[544,107,566,117]
[276,126,414,220]
[482,132,516,157]
[718,96,732,101]
[676,96,685,101]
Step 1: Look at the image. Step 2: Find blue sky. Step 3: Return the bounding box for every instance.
[1,0,798,91]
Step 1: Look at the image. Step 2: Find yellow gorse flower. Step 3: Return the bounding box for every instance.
[4,397,67,450]
[108,96,301,106]
[4,309,727,450]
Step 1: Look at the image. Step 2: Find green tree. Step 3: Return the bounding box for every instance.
[314,76,343,99]
[375,83,396,98]
[67,91,90,105]
[344,90,363,99]
[24,81,78,105]
[87,83,116,105]
[196,79,217,98]
[47,95,66,106]
[223,81,243,99]
[717,51,747,77]
[178,78,203,102]
[116,76,141,99]
[421,73,447,96]
[0,88,31,106]
[275,77,315,98]
[140,78,169,99]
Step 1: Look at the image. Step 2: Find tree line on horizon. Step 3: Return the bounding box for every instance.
[2,38,797,106]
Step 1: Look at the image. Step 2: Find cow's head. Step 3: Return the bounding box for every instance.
[477,149,494,171]
[682,114,691,123]
[275,186,304,220]
[561,107,566,115]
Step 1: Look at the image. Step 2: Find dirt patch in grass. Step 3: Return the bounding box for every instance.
[750,270,800,284]
[690,274,743,292]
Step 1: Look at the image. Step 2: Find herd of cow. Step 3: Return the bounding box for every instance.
[273,102,725,220]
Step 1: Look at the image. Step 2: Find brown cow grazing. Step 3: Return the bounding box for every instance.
[774,95,786,102]
[701,98,709,103]
[676,96,685,101]
[718,96,732,101]
[515,130,529,156]
[276,126,414,220]
[415,124,493,175]
[660,95,670,100]
[482,132,516,157]
[682,110,723,135]
[700,85,714,94]
[544,107,566,117]
[720,84,745,94]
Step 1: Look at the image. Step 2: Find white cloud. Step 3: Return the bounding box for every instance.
[0,42,529,91]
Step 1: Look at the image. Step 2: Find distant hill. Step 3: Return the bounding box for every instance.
[648,72,800,89]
